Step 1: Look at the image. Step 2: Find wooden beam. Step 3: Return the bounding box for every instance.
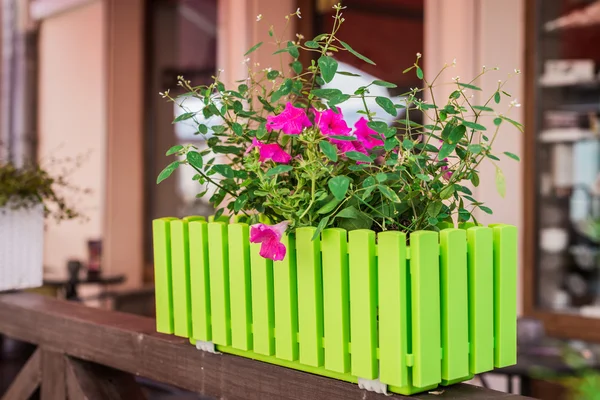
[41,350,65,400]
[1,348,41,400]
[66,357,146,400]
[0,293,528,400]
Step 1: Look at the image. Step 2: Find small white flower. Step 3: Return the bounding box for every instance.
[296,7,302,18]
[296,33,305,40]
[498,80,502,83]
[452,75,460,82]
[254,62,260,67]
[256,14,262,22]
[241,58,250,65]
[494,67,500,70]
[514,68,521,74]
[263,67,272,73]
[326,51,333,57]
[452,58,457,65]
[482,65,486,70]
[218,68,224,73]
[510,99,521,107]
[416,52,422,58]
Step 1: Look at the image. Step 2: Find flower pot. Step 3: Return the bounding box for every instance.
[0,205,44,291]
[152,216,517,395]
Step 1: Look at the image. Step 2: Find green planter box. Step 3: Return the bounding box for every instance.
[152,217,517,396]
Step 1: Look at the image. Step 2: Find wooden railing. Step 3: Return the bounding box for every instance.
[0,292,530,400]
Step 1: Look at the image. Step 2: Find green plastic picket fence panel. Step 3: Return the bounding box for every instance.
[152,218,518,396]
[295,227,324,367]
[250,241,275,355]
[208,222,231,346]
[189,219,211,342]
[467,226,494,374]
[321,228,350,373]
[152,217,177,334]
[377,231,408,388]
[228,224,252,351]
[439,229,470,384]
[410,231,442,389]
[348,229,377,380]
[273,234,299,361]
[491,224,518,367]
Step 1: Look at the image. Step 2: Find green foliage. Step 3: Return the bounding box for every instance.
[157,3,521,234]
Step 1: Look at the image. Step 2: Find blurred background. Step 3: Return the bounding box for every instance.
[4,0,600,398]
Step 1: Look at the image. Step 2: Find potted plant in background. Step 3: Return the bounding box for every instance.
[0,159,80,291]
[153,3,522,395]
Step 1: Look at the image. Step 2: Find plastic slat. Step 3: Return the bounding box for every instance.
[491,224,518,367]
[439,229,469,383]
[295,227,324,367]
[321,228,350,373]
[250,242,275,355]
[377,231,408,387]
[208,222,231,346]
[273,234,299,361]
[152,218,176,334]
[466,226,494,374]
[410,231,441,388]
[170,218,194,337]
[228,224,252,351]
[348,229,377,379]
[189,219,211,341]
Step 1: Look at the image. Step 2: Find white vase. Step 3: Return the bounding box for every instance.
[0,204,44,291]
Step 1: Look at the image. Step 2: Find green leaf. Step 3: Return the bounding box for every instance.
[428,217,439,226]
[345,151,372,163]
[501,116,524,132]
[328,135,356,141]
[448,124,466,144]
[504,151,520,161]
[311,88,343,100]
[375,97,397,116]
[318,56,338,83]
[339,40,376,65]
[266,165,293,177]
[480,205,493,215]
[232,122,243,136]
[198,124,208,134]
[372,79,397,88]
[212,164,235,178]
[244,41,263,56]
[305,40,319,48]
[186,151,203,169]
[468,144,483,154]
[493,117,503,126]
[166,145,183,156]
[337,208,372,231]
[319,140,338,162]
[495,167,506,198]
[471,173,480,187]
[328,176,351,200]
[212,125,225,134]
[457,82,482,91]
[416,66,424,79]
[328,94,351,106]
[462,120,487,131]
[403,66,414,74]
[438,142,456,160]
[337,71,361,77]
[458,208,471,222]
[367,121,388,133]
[267,70,280,80]
[312,216,330,241]
[440,185,455,200]
[157,161,180,184]
[455,185,473,195]
[402,139,414,150]
[376,172,387,183]
[287,41,299,58]
[473,105,494,112]
[427,201,443,218]
[384,138,397,151]
[449,90,461,100]
[317,197,342,214]
[174,112,195,122]
[291,60,302,74]
[378,185,400,202]
[335,205,362,219]
[494,91,501,104]
[416,173,431,182]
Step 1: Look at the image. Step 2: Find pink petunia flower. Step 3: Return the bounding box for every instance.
[313,108,352,136]
[250,221,290,261]
[266,102,312,135]
[246,137,291,164]
[353,117,384,149]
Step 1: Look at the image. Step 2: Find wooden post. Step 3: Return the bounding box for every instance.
[41,350,65,400]
[1,348,41,400]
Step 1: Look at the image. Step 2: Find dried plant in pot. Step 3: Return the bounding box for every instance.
[152,4,522,395]
[0,161,81,291]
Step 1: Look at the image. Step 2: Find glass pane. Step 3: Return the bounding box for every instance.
[535,0,600,316]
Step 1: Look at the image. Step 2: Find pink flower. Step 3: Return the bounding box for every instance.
[437,143,453,180]
[313,108,352,136]
[250,221,290,261]
[354,117,384,149]
[266,102,312,135]
[246,137,291,164]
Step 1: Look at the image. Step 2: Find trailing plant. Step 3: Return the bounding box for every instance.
[157,3,522,260]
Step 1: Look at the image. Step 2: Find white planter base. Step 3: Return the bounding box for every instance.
[0,205,44,291]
